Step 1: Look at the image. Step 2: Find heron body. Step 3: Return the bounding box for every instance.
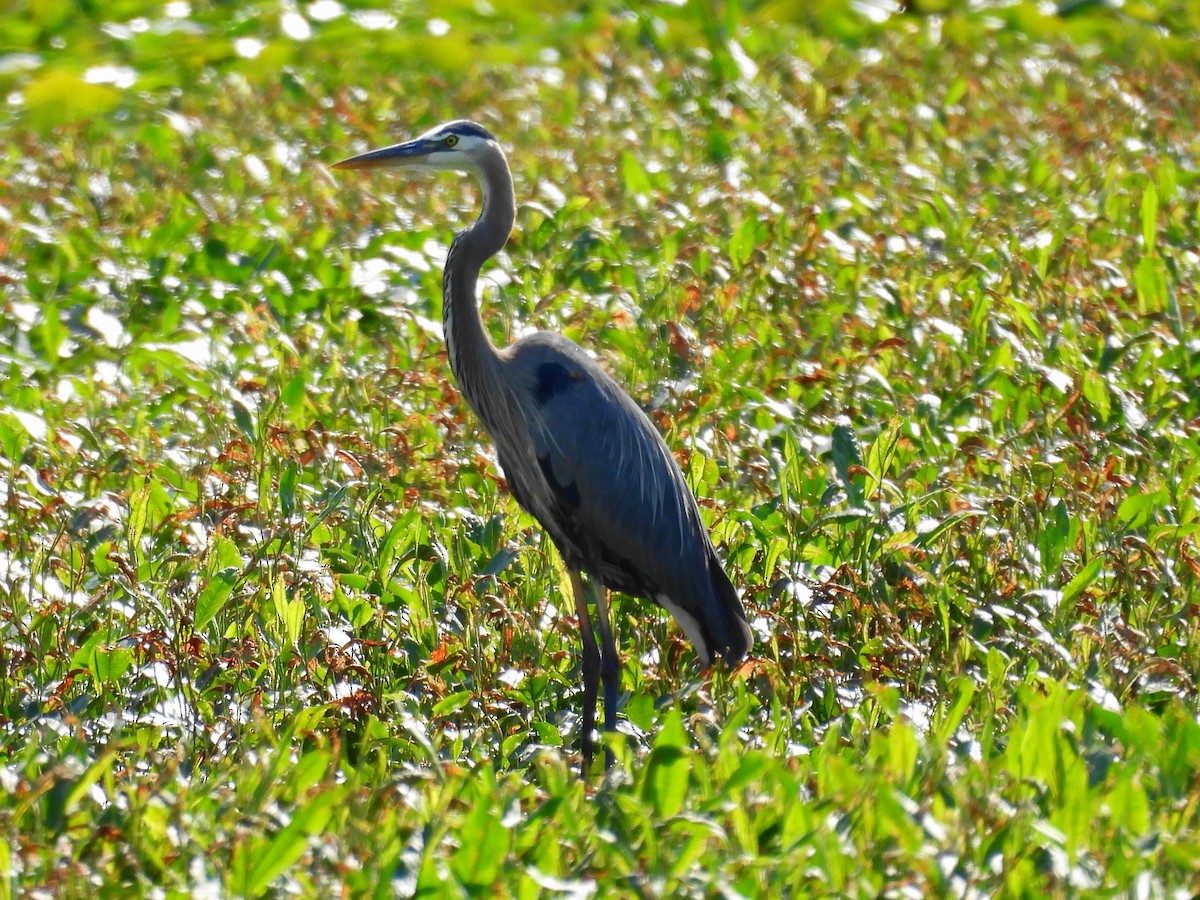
[333,120,752,768]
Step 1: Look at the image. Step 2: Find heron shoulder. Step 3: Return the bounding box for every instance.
[502,331,618,402]
[503,330,596,368]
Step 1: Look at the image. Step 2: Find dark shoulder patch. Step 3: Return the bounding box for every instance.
[538,453,581,508]
[533,362,579,406]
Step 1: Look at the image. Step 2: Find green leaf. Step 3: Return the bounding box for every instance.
[944,76,968,107]
[272,576,305,646]
[1081,370,1112,420]
[89,646,134,685]
[211,535,244,571]
[1038,497,1071,572]
[1106,769,1150,835]
[245,789,345,896]
[831,419,865,508]
[308,484,350,536]
[63,747,120,816]
[620,150,653,199]
[281,373,307,415]
[1140,179,1157,253]
[127,477,153,560]
[1117,489,1167,529]
[92,541,117,577]
[233,400,256,440]
[934,678,976,746]
[1134,255,1167,314]
[706,123,733,164]
[642,708,690,818]
[450,800,510,888]
[1005,294,1043,341]
[279,460,298,519]
[23,70,121,131]
[729,217,762,269]
[38,301,66,360]
[914,509,985,549]
[291,749,332,794]
[863,417,902,499]
[195,571,237,632]
[1061,556,1103,605]
[376,512,413,586]
[0,416,25,461]
[433,690,473,717]
[819,508,872,525]
[723,752,772,794]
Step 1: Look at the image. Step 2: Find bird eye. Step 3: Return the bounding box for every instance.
[445,134,459,147]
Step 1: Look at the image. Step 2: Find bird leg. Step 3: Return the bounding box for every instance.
[569,569,601,772]
[589,577,619,769]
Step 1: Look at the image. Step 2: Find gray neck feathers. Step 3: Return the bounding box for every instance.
[442,149,516,424]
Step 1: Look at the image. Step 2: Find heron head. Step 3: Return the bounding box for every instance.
[331,120,499,174]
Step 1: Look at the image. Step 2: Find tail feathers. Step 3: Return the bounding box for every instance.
[702,550,752,664]
[658,550,752,667]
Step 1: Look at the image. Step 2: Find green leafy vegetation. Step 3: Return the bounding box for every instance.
[2,1,1199,896]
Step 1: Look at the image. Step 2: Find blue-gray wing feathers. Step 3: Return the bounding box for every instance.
[493,333,751,665]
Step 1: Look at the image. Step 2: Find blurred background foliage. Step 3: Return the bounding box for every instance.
[3,0,1197,134]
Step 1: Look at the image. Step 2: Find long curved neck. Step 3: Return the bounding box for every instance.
[442,149,516,418]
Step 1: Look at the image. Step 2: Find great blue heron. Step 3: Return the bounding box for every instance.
[332,120,752,769]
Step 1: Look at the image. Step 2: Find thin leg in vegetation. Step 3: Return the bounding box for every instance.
[570,568,602,771]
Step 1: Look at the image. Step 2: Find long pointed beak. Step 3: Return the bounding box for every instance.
[331,137,433,171]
